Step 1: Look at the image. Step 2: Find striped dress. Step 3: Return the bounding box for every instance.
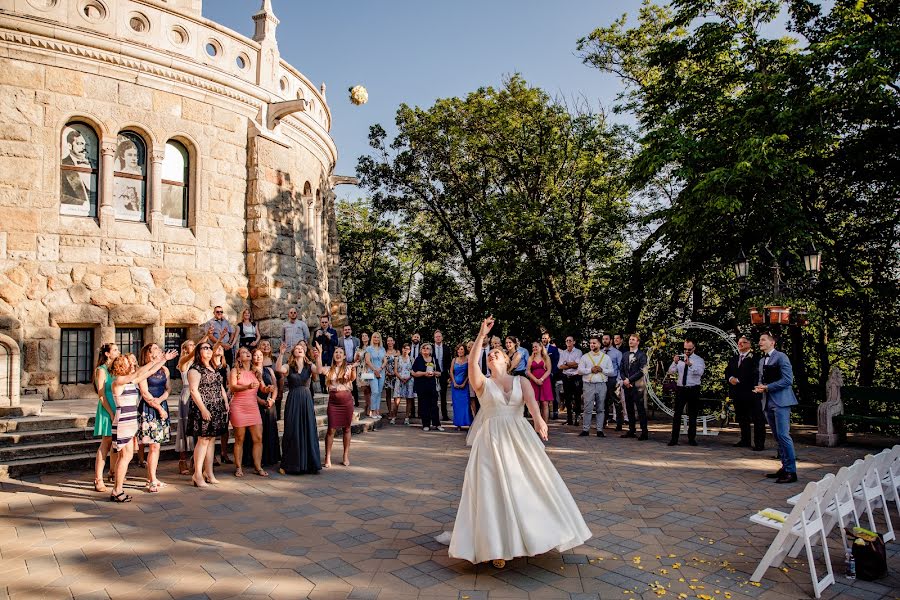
[112,383,140,451]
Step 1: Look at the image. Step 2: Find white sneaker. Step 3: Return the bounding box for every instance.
[423,427,430,432]
[389,418,396,425]
[404,418,410,426]
[436,426,445,432]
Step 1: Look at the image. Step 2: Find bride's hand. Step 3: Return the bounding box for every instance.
[535,419,548,441]
[480,316,495,336]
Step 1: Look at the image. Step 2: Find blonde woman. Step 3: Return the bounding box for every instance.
[364,332,386,419]
[315,344,355,467]
[527,341,554,427]
[229,347,264,477]
[211,343,231,466]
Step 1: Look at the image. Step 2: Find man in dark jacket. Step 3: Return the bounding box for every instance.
[619,334,649,440]
[725,335,764,450]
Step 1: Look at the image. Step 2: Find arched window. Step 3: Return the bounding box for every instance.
[113,131,147,221]
[161,139,190,227]
[60,121,99,217]
[302,181,313,248]
[320,194,328,251]
[315,189,322,251]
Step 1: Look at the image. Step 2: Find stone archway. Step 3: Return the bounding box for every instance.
[0,333,21,409]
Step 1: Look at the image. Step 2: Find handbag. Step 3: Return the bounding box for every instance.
[361,371,375,381]
[847,527,888,580]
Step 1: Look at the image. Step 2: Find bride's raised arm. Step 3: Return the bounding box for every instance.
[468,316,493,396]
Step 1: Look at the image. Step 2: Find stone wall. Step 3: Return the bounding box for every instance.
[0,1,343,400]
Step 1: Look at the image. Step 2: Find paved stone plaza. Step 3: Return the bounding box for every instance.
[1,423,898,600]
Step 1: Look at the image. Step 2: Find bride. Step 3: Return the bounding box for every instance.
[441,316,592,568]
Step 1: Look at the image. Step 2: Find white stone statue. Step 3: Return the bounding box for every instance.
[816,366,844,447]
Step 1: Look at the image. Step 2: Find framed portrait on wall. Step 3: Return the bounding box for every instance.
[113,132,147,221]
[59,123,99,217]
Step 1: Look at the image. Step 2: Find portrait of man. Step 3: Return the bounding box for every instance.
[59,124,98,216]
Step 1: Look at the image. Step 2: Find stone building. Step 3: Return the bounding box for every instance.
[0,0,347,405]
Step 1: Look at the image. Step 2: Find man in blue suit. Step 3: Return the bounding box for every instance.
[754,332,798,483]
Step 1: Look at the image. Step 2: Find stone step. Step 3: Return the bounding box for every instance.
[0,414,384,480]
[0,415,94,433]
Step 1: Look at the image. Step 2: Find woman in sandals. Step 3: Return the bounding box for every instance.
[92,343,119,493]
[277,342,321,474]
[229,346,266,477]
[137,343,172,493]
[108,348,178,502]
[187,342,230,487]
[315,343,355,467]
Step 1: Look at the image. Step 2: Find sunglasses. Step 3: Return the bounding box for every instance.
[199,345,212,350]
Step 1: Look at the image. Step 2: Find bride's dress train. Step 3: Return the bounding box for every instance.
[440,376,591,563]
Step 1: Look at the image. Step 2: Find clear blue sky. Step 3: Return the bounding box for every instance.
[202,0,641,201]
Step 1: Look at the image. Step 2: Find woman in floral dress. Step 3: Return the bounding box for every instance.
[187,342,230,488]
[384,337,399,424]
[394,343,414,425]
[138,343,172,493]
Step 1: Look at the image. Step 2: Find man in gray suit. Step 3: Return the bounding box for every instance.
[755,332,799,484]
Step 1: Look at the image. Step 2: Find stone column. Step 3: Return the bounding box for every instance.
[149,146,165,235]
[99,139,116,233]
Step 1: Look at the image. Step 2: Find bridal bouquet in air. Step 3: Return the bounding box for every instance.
[349,85,368,105]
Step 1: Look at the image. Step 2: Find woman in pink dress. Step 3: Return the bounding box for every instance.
[527,341,554,428]
[228,347,265,477]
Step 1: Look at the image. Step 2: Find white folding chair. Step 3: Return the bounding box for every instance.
[750,481,835,598]
[880,446,900,516]
[823,466,862,552]
[786,473,835,558]
[859,453,895,542]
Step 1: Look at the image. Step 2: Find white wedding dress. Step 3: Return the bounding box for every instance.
[444,376,592,563]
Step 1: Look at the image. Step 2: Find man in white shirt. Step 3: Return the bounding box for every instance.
[667,338,706,446]
[434,330,451,421]
[577,336,615,437]
[557,336,584,426]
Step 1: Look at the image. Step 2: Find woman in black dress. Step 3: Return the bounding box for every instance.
[187,342,230,488]
[276,342,321,474]
[244,348,280,467]
[412,343,443,431]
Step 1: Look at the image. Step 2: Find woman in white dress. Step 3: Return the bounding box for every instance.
[442,316,592,567]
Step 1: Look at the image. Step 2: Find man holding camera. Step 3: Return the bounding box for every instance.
[667,339,706,446]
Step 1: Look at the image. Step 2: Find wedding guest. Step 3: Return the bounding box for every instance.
[620,334,649,440]
[505,336,527,376]
[601,333,624,430]
[108,348,178,502]
[394,343,414,425]
[541,332,561,420]
[312,314,339,392]
[577,337,614,437]
[229,347,265,477]
[527,341,554,429]
[667,338,706,446]
[282,307,310,351]
[356,332,371,413]
[186,342,229,488]
[451,344,472,430]
[341,325,362,406]
[490,336,502,351]
[756,332,799,484]
[614,333,628,354]
[92,343,119,493]
[316,344,355,467]
[237,308,260,350]
[434,330,452,421]
[384,336,399,423]
[413,343,442,431]
[212,343,231,466]
[558,336,583,425]
[200,305,235,366]
[408,332,422,418]
[252,348,281,466]
[137,343,172,493]
[726,335,764,451]
[125,353,146,469]
[278,342,322,474]
[365,332,387,419]
[175,340,195,475]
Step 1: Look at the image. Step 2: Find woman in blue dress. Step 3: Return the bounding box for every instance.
[365,332,387,419]
[451,344,473,430]
[137,343,172,493]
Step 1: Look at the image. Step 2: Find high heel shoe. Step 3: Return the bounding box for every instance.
[93,478,108,493]
[191,476,208,488]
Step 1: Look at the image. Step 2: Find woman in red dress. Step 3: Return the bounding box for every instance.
[527,341,554,428]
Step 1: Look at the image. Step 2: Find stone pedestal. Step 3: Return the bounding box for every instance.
[816,367,843,447]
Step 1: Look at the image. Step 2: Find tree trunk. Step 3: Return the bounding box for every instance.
[858,297,873,386]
